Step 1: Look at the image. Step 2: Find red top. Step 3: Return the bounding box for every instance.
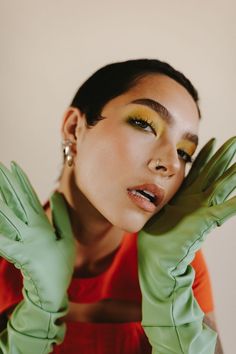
[0,232,214,354]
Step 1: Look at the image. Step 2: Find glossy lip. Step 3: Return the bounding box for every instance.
[127,183,165,212]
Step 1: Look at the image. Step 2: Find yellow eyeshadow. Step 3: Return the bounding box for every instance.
[123,106,164,132]
[123,105,159,121]
[177,140,197,156]
[123,105,197,154]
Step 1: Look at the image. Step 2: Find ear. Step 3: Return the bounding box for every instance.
[61,107,86,150]
[61,107,87,156]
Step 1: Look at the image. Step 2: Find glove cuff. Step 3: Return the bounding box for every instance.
[144,322,217,354]
[0,289,68,353]
[11,289,67,338]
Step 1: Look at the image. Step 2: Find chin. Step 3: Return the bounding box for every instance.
[122,225,143,234]
[110,210,149,234]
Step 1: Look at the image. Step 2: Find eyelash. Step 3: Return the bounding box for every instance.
[128,116,193,164]
[177,149,193,164]
[128,117,157,135]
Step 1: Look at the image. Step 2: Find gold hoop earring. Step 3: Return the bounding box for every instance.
[62,140,74,167]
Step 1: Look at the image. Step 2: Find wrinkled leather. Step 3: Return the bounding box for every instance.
[138,137,236,353]
[0,291,67,354]
[0,162,76,353]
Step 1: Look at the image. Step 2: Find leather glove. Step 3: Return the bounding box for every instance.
[138,137,236,353]
[0,162,76,353]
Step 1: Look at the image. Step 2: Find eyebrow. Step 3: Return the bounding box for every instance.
[131,98,199,145]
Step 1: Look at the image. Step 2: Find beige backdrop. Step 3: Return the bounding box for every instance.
[1,0,235,352]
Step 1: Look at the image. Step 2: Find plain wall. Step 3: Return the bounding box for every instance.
[1,0,235,352]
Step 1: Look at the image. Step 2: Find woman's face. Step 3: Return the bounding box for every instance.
[70,74,199,232]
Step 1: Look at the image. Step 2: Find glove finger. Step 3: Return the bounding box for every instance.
[207,162,236,205]
[0,162,29,223]
[11,161,44,217]
[195,136,236,191]
[50,192,74,242]
[183,138,216,189]
[210,196,236,226]
[0,199,24,241]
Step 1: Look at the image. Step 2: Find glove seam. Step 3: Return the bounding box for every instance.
[22,267,43,308]
[0,167,29,223]
[170,229,209,353]
[0,210,22,241]
[171,279,185,353]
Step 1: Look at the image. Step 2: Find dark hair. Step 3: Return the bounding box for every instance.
[71,58,200,126]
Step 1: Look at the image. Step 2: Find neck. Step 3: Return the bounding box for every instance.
[56,165,125,265]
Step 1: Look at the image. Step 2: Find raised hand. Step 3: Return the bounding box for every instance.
[0,162,76,353]
[138,137,236,353]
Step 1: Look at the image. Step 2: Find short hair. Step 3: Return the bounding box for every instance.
[71,58,200,126]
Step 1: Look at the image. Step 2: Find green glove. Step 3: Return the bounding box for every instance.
[0,162,76,353]
[138,137,236,354]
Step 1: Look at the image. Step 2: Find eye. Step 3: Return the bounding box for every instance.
[177,149,193,163]
[128,117,156,135]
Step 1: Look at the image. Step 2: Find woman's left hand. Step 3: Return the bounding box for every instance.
[138,137,236,353]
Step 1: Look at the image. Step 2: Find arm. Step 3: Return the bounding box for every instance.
[204,313,224,354]
[0,162,76,353]
[138,137,236,353]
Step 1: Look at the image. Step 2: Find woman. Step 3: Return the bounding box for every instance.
[0,59,235,353]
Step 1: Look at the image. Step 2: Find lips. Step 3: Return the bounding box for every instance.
[127,183,165,212]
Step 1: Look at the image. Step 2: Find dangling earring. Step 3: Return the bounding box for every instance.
[62,139,74,167]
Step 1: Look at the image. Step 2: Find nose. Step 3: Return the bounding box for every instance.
[147,143,180,178]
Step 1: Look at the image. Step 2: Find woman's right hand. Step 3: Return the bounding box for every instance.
[0,162,76,313]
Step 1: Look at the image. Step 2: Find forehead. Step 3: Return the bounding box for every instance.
[130,74,199,120]
[102,74,200,133]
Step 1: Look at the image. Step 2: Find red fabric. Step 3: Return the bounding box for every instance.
[0,232,214,354]
[67,233,140,303]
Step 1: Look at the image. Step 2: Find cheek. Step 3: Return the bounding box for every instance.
[77,128,146,181]
[77,136,134,181]
[72,130,152,231]
[72,130,134,209]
